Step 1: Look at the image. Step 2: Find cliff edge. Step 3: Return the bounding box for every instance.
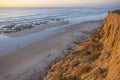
[44,10,120,80]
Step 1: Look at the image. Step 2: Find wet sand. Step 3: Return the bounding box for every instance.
[0,20,103,80]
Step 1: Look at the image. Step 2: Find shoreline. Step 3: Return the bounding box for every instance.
[0,20,103,80]
[4,20,103,38]
[5,21,69,37]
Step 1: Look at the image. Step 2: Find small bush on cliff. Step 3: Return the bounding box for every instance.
[72,76,78,80]
[73,50,81,54]
[92,43,99,51]
[89,53,101,62]
[58,76,66,80]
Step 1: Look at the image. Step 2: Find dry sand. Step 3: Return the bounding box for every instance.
[0,20,103,80]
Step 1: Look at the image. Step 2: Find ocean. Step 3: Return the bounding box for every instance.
[0,7,119,54]
[0,7,119,28]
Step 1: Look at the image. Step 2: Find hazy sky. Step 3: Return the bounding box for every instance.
[0,0,120,7]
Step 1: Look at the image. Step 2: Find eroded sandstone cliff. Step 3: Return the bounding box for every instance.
[44,10,120,80]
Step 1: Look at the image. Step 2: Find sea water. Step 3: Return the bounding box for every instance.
[0,7,120,28]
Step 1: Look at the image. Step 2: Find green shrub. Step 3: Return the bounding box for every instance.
[73,50,81,54]
[72,76,78,80]
[92,44,99,51]
[58,76,66,80]
[89,53,101,62]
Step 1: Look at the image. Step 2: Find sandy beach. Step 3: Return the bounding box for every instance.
[0,20,103,80]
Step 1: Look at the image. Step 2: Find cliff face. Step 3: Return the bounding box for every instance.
[102,10,120,80]
[44,10,120,80]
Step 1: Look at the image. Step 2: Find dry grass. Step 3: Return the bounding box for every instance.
[74,65,91,79]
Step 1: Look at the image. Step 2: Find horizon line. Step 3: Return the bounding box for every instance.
[0,6,120,8]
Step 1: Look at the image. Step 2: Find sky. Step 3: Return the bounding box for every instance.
[0,0,120,7]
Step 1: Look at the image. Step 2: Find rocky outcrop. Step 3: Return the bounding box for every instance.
[44,10,120,80]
